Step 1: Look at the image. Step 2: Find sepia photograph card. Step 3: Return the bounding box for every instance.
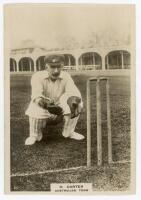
[4,3,136,194]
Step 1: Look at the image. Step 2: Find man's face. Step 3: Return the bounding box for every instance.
[46,63,63,80]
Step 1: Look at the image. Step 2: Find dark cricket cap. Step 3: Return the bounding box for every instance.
[44,54,65,65]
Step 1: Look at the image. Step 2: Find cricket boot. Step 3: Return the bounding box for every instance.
[62,115,85,140]
[25,118,45,145]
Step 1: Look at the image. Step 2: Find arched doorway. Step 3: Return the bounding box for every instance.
[78,52,102,70]
[19,57,34,71]
[63,54,76,66]
[36,56,46,71]
[105,50,130,69]
[10,58,17,72]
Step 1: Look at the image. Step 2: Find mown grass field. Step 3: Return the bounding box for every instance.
[10,73,131,192]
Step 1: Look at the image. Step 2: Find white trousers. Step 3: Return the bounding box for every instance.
[28,115,79,138]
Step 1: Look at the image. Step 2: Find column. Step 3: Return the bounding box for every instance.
[33,59,36,72]
[17,60,19,72]
[102,56,105,70]
[75,55,80,71]
[107,55,109,69]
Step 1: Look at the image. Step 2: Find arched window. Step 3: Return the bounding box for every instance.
[19,57,34,71]
[105,50,130,69]
[63,54,76,66]
[36,56,46,71]
[79,52,102,70]
[10,58,17,72]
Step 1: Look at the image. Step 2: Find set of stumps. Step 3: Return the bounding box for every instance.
[87,77,113,167]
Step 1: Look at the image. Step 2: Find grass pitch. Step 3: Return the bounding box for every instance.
[10,73,131,192]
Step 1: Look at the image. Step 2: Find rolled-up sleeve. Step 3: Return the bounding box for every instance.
[65,74,81,98]
[31,73,43,101]
[59,75,83,114]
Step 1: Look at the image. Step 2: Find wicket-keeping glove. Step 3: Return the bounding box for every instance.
[67,96,82,118]
[34,96,63,115]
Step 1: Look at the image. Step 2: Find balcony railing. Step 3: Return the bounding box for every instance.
[10,64,131,72]
[63,65,102,71]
